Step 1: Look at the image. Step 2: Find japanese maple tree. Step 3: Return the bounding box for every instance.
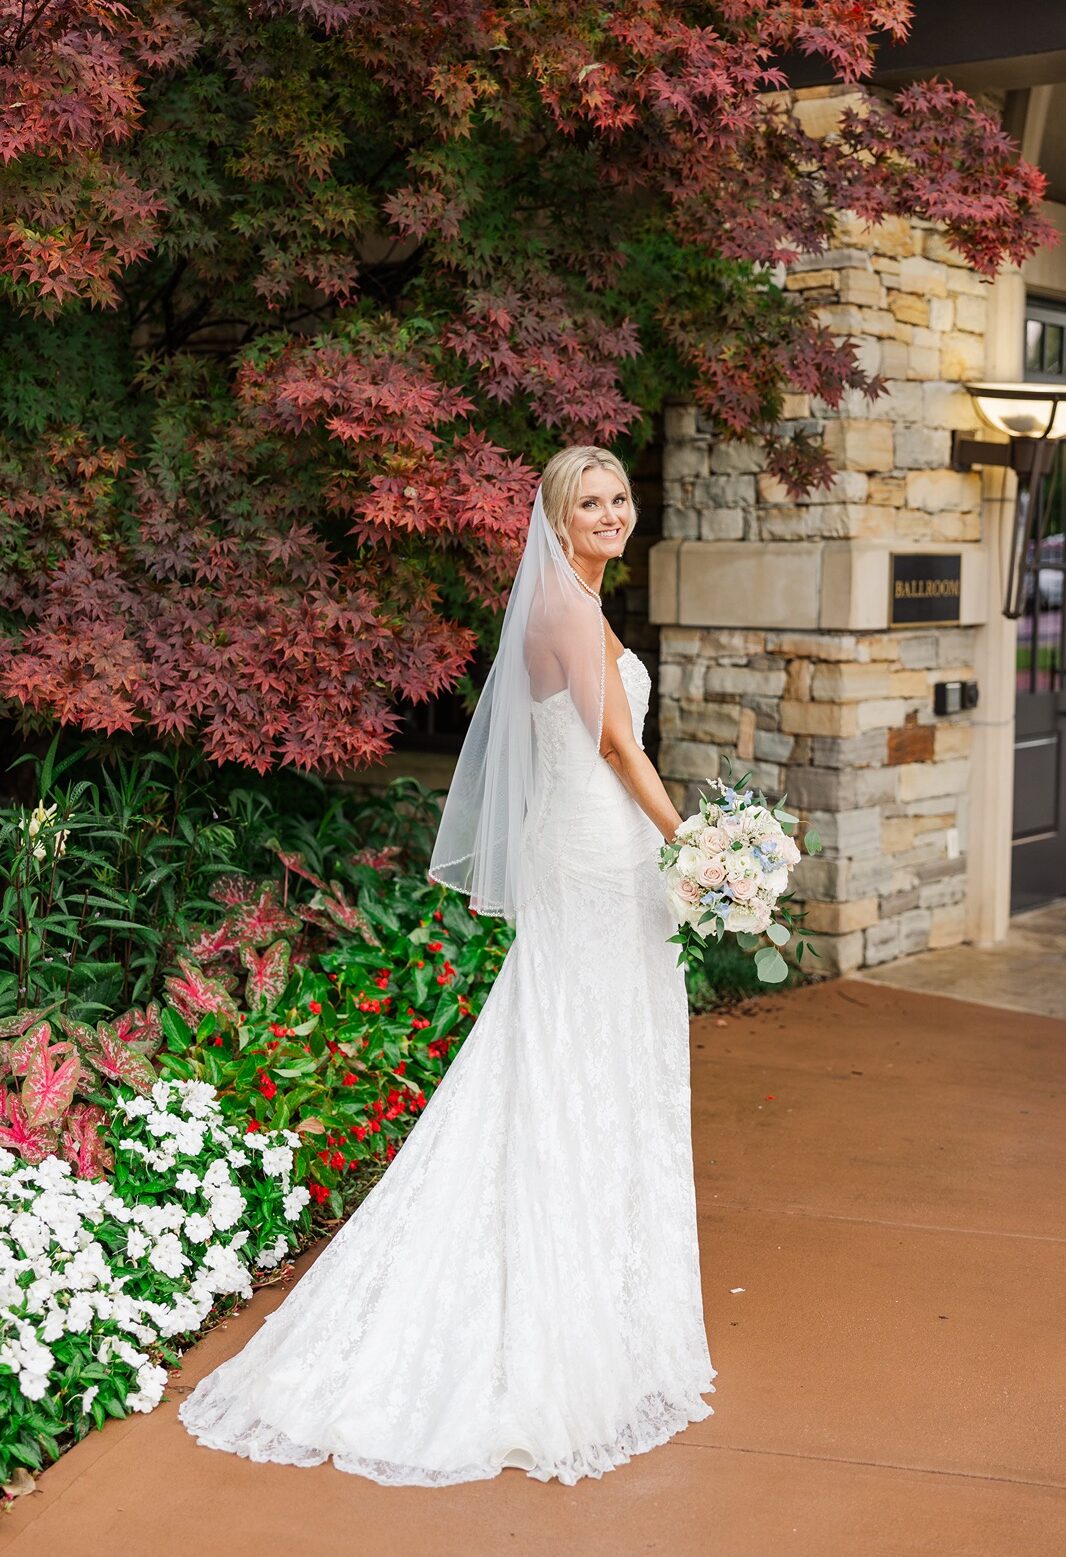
[0,0,1054,771]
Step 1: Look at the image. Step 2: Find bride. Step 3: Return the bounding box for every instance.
[178,444,717,1486]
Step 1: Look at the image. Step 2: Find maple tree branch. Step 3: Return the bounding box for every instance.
[1,0,58,63]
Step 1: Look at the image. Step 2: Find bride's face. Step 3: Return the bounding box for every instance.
[566,468,630,568]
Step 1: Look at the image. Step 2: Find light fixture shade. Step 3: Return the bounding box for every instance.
[964,382,1066,440]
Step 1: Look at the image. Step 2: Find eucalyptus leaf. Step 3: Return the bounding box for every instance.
[753,946,789,983]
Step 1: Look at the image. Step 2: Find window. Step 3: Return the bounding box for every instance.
[1024,298,1066,382]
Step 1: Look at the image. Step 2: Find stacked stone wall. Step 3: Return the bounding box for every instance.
[658,623,973,972]
[657,94,992,973]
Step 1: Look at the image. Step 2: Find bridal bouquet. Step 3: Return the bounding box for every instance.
[658,762,821,984]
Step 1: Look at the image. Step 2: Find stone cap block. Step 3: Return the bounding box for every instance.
[649,539,822,630]
[650,538,988,633]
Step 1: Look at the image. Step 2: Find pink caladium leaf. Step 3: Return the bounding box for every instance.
[294,903,342,938]
[240,938,292,1011]
[208,874,258,907]
[22,1035,82,1128]
[348,844,403,875]
[231,885,301,946]
[271,847,328,892]
[0,1006,58,1039]
[0,1090,60,1163]
[57,1014,97,1049]
[9,1020,54,1077]
[80,1023,156,1094]
[182,922,241,963]
[163,958,241,1028]
[60,1102,114,1179]
[111,1000,164,1055]
[319,882,379,943]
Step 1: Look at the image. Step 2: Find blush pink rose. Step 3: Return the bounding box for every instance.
[699,826,726,853]
[676,875,703,904]
[698,857,727,888]
[729,876,757,900]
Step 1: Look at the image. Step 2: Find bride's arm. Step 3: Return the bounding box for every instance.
[598,652,684,844]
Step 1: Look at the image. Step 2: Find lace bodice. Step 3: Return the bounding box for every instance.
[524,647,659,907]
[531,647,651,778]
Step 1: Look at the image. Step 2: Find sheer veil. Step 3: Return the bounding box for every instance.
[428,482,606,921]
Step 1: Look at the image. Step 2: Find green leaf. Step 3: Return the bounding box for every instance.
[803,827,822,854]
[766,921,791,946]
[160,1007,193,1052]
[753,946,789,983]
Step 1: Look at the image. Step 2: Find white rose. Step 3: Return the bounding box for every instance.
[675,843,705,879]
[724,902,760,934]
[725,849,758,883]
[673,814,704,842]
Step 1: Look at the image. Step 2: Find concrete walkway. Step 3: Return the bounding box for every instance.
[3,979,1064,1557]
[856,899,1066,1022]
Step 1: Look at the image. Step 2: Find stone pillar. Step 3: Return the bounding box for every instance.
[650,90,998,972]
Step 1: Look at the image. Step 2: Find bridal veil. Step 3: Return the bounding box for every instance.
[428,483,606,921]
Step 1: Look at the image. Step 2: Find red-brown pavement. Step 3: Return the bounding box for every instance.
[3,977,1064,1557]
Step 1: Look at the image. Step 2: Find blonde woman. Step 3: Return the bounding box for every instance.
[179,446,717,1485]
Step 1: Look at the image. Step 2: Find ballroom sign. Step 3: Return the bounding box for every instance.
[889,552,962,627]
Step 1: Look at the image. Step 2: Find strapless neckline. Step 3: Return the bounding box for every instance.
[534,648,640,711]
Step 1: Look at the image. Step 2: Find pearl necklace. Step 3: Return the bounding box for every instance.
[567,560,601,603]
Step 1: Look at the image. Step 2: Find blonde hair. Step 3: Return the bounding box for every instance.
[540,445,638,563]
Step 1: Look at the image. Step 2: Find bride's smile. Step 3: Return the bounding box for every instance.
[566,467,632,591]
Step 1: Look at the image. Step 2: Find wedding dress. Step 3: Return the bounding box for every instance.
[178,644,717,1485]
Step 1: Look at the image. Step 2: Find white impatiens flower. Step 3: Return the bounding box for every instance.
[183,1212,214,1244]
[126,1227,151,1261]
[116,1095,153,1120]
[176,1081,217,1118]
[10,1212,49,1260]
[149,1234,190,1278]
[259,1145,293,1179]
[126,1361,168,1412]
[255,1234,291,1271]
[283,1186,310,1220]
[0,1076,303,1438]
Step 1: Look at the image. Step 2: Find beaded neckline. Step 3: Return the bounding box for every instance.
[564,559,602,603]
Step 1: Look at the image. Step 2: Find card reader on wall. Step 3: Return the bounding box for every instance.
[934,680,979,716]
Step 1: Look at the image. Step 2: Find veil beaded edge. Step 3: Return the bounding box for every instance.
[428,484,607,922]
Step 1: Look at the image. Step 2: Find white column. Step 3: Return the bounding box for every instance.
[966,266,1022,944]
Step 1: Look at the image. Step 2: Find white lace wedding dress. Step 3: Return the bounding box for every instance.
[178,647,716,1485]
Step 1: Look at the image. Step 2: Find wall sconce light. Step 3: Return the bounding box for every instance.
[952,382,1066,619]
